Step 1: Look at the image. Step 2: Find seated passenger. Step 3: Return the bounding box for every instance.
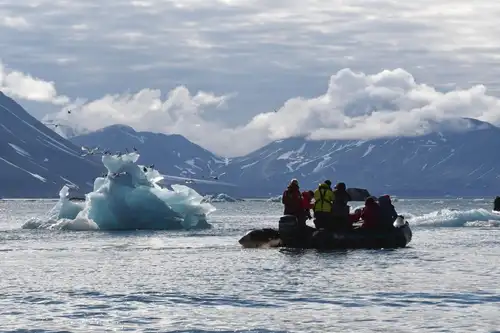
[360,196,381,229]
[313,180,334,230]
[330,182,352,230]
[302,190,315,219]
[282,179,305,227]
[494,196,500,212]
[378,195,398,229]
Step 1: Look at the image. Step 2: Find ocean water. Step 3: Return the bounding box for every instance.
[1,198,499,333]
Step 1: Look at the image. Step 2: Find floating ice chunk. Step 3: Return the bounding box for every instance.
[22,152,215,231]
[408,208,500,228]
[56,186,85,219]
[267,195,282,202]
[202,193,243,203]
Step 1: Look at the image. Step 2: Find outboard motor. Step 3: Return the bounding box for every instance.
[278,215,302,247]
[494,196,500,212]
[393,215,406,228]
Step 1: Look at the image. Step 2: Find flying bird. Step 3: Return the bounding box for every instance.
[81,146,100,156]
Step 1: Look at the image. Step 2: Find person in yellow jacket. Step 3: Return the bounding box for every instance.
[313,180,334,229]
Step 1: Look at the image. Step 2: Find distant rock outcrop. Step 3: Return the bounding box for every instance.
[201,193,243,203]
[347,188,371,201]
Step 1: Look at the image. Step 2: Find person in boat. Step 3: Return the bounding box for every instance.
[494,196,500,211]
[282,179,306,227]
[313,180,334,229]
[302,190,315,220]
[360,196,381,229]
[378,194,398,229]
[330,182,352,230]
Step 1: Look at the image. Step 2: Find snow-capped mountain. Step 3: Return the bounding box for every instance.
[70,125,233,194]
[223,118,500,197]
[0,92,103,198]
[69,118,500,198]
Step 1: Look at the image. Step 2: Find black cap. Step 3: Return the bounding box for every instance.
[325,180,332,186]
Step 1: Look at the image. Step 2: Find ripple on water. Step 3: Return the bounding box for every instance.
[0,199,500,332]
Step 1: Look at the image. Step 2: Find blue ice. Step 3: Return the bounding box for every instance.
[22,152,215,231]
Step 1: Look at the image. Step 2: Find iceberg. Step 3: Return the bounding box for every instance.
[266,195,282,203]
[22,152,215,231]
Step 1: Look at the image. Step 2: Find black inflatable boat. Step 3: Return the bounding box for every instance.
[238,215,412,250]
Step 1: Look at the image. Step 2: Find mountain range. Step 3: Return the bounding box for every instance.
[0,92,103,198]
[71,119,500,198]
[218,119,500,197]
[1,91,500,198]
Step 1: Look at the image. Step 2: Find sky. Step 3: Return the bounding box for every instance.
[1,0,500,157]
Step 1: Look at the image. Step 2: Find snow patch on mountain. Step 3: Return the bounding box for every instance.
[0,156,46,183]
[241,160,259,169]
[9,143,31,158]
[361,144,376,158]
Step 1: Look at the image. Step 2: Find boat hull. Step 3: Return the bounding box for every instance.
[238,215,412,249]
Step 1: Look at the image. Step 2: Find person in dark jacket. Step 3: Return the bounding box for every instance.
[378,195,398,229]
[360,196,381,229]
[494,196,500,212]
[282,179,305,226]
[331,182,352,230]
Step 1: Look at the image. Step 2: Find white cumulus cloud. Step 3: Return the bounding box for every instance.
[34,65,500,157]
[42,86,235,144]
[0,61,69,104]
[250,68,500,142]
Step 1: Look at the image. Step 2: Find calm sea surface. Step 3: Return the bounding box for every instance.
[1,198,499,332]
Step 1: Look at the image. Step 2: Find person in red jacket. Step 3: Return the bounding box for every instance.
[360,196,381,229]
[282,179,306,226]
[301,190,314,219]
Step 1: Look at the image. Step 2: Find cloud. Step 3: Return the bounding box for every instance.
[0,61,69,104]
[251,68,500,142]
[42,85,236,146]
[1,16,30,29]
[39,65,500,157]
[1,0,500,155]
[1,0,500,101]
